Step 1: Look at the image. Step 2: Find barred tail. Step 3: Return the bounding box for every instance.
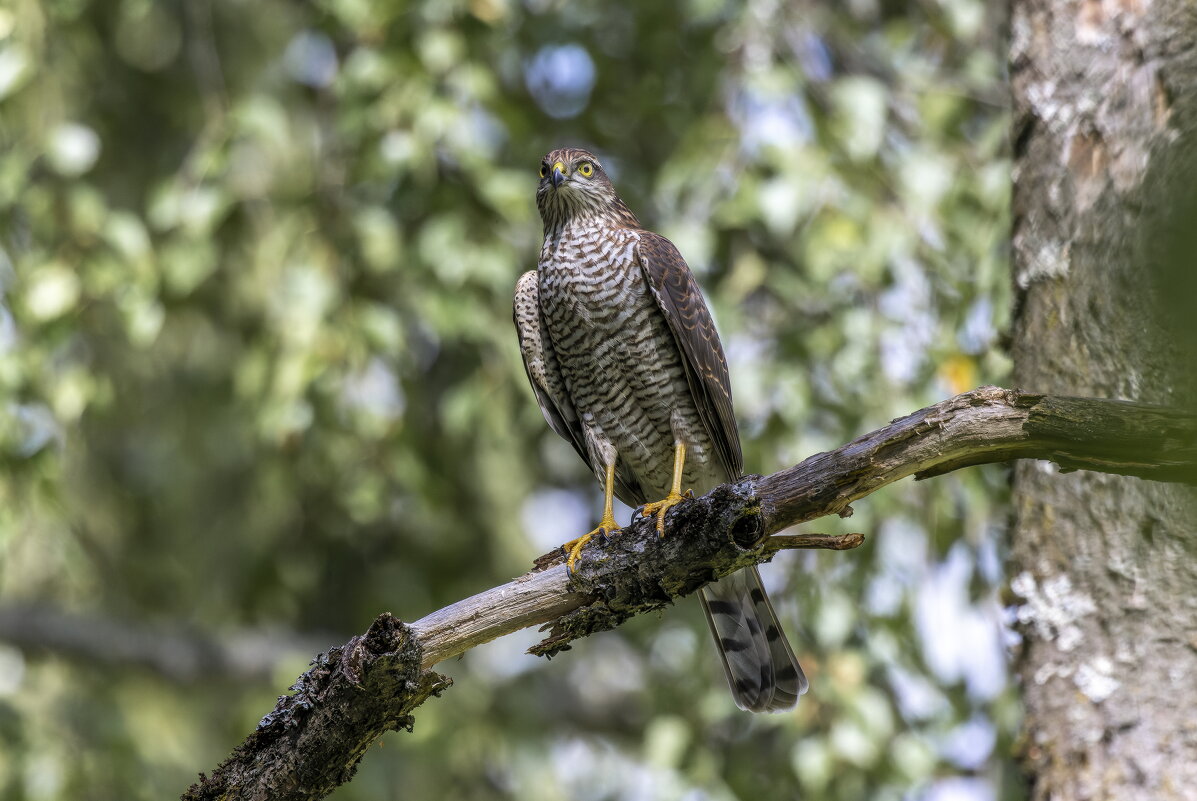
[699,567,807,713]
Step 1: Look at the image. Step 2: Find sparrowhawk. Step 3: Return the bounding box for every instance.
[513,147,807,713]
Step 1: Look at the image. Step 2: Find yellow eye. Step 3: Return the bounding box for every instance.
[539,165,547,178]
[578,162,594,177]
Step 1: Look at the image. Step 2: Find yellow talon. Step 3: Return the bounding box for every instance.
[637,441,692,536]
[562,460,619,574]
[639,491,688,535]
[562,513,619,573]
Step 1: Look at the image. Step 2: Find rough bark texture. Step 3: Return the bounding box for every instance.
[1010,2,1197,798]
[182,615,451,801]
[182,388,1197,800]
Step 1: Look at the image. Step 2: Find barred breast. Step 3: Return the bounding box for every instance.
[537,222,724,506]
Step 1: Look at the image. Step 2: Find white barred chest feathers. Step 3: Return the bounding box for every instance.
[539,225,643,333]
[537,228,722,503]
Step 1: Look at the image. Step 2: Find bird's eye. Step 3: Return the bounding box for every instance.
[578,162,594,177]
[539,164,547,178]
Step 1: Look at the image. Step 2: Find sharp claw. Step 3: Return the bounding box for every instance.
[565,544,585,575]
[562,520,620,575]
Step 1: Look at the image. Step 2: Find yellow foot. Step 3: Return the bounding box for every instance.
[562,515,620,574]
[637,489,695,535]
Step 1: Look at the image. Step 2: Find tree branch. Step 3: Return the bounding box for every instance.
[183,386,1197,801]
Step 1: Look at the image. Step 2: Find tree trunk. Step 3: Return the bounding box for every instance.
[1010,2,1197,799]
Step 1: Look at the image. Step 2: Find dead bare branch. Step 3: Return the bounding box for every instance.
[183,386,1197,801]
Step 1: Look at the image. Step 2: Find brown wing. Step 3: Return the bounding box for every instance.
[635,232,743,481]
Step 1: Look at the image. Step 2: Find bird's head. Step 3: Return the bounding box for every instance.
[535,148,634,231]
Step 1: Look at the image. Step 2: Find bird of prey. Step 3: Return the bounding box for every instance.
[513,147,807,712]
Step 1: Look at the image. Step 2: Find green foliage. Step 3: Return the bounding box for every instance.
[0,0,1014,799]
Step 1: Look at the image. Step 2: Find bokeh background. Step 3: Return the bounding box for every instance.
[0,0,1015,799]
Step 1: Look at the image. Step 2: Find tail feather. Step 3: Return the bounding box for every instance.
[699,567,807,713]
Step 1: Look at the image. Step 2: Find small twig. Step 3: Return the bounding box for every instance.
[762,532,866,553]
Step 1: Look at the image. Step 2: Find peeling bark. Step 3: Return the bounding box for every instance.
[1010,1,1197,798]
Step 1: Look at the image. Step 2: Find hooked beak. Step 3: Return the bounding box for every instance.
[551,161,566,189]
